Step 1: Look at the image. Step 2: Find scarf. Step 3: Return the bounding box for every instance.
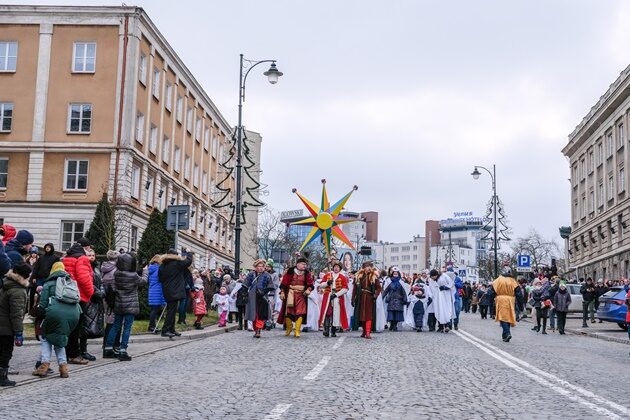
[390,276,402,291]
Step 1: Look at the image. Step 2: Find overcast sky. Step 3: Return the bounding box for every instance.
[11,0,630,243]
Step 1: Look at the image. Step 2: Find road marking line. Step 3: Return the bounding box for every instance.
[303,356,331,381]
[332,336,346,350]
[264,403,292,419]
[457,329,630,417]
[455,330,623,419]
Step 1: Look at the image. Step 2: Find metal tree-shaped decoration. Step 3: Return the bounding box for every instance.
[482,195,511,250]
[212,128,265,224]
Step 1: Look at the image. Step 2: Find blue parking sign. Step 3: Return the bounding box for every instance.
[517,255,531,268]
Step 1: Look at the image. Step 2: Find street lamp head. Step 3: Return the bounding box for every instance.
[471,167,481,180]
[263,62,283,84]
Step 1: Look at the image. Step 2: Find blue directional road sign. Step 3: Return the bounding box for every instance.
[517,254,531,272]
[458,269,466,278]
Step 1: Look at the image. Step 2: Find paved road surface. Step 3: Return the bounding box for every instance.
[1,313,628,419]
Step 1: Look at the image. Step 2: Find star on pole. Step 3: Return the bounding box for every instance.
[290,179,360,257]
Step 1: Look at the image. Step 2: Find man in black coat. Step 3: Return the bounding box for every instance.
[158,249,192,338]
[32,243,59,288]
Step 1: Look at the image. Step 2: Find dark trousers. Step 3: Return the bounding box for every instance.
[178,297,188,322]
[102,323,121,349]
[479,305,488,319]
[556,311,568,332]
[535,307,548,331]
[500,321,511,338]
[236,306,246,329]
[582,300,595,324]
[0,335,14,368]
[462,298,471,313]
[148,305,164,330]
[164,300,179,333]
[471,304,478,314]
[67,302,86,358]
[427,313,436,331]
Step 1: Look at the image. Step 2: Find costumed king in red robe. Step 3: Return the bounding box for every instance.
[352,260,382,339]
[277,256,315,337]
[318,261,349,337]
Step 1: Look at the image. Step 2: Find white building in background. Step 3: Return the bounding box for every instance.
[339,210,367,246]
[428,215,488,283]
[367,235,426,274]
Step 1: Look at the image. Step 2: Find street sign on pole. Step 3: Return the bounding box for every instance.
[166,205,190,251]
[517,254,532,273]
[458,269,466,278]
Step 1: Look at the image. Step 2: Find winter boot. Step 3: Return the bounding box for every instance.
[102,348,116,359]
[32,362,50,377]
[331,327,337,337]
[118,350,132,361]
[284,319,293,336]
[0,368,16,387]
[323,326,330,337]
[294,317,303,337]
[59,364,69,378]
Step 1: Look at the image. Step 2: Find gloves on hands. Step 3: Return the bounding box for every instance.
[327,280,333,286]
[14,332,24,347]
[330,293,337,300]
[439,286,450,291]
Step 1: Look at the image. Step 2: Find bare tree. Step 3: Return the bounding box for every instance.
[510,229,561,270]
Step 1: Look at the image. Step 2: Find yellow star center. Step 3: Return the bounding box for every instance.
[316,212,334,230]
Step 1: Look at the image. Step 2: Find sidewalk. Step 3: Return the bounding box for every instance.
[4,323,237,388]
[521,313,630,345]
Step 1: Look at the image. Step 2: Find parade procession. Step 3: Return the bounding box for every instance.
[3,3,630,419]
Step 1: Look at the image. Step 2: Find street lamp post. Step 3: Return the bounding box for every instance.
[234,54,283,275]
[471,164,498,279]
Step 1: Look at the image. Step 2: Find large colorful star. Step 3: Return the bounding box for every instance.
[290,179,359,256]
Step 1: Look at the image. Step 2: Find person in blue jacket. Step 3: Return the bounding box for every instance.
[147,255,166,333]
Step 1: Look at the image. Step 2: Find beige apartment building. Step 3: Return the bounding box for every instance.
[0,5,260,269]
[562,64,630,280]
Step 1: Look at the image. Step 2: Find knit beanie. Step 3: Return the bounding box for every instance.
[15,230,34,246]
[13,262,32,279]
[106,250,119,261]
[51,262,65,273]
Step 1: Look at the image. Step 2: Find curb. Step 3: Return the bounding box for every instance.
[22,324,237,347]
[4,324,238,389]
[520,317,630,346]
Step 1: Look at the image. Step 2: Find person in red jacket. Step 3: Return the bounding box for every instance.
[62,237,94,364]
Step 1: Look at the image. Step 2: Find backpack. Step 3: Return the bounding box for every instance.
[55,274,81,304]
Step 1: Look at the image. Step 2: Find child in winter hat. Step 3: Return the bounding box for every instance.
[191,279,206,330]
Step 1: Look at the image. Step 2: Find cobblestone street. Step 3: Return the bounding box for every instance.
[0,313,628,419]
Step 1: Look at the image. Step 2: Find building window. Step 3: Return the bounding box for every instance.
[0,102,12,132]
[195,117,202,141]
[68,103,92,134]
[72,42,96,73]
[165,82,173,111]
[588,150,594,173]
[162,136,170,163]
[619,167,625,193]
[130,226,138,251]
[204,127,210,151]
[212,136,218,158]
[176,95,183,123]
[135,113,144,143]
[572,164,578,187]
[618,123,625,149]
[202,171,208,194]
[138,53,147,85]
[149,124,158,154]
[0,41,17,72]
[130,164,141,199]
[159,179,167,210]
[581,194,586,218]
[193,164,199,188]
[580,158,586,180]
[573,199,578,221]
[598,181,604,208]
[607,133,613,157]
[186,107,193,133]
[184,155,191,180]
[391,247,399,252]
[608,175,614,200]
[597,142,603,166]
[61,221,84,252]
[152,67,160,99]
[589,190,594,214]
[146,173,155,207]
[64,160,88,190]
[0,158,7,188]
[174,146,181,173]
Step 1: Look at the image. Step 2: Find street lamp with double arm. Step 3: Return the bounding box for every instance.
[471,164,498,279]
